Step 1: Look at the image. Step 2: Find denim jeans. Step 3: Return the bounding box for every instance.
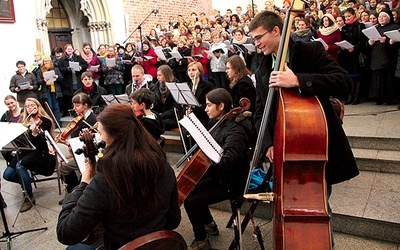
[3,161,33,197]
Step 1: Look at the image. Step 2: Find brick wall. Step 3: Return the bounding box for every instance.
[123,0,213,42]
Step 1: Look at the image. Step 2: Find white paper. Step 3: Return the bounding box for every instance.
[18,81,31,90]
[362,26,382,41]
[169,51,182,59]
[243,43,256,52]
[69,133,100,174]
[384,30,400,42]
[204,50,216,59]
[106,58,116,67]
[179,113,223,163]
[0,122,28,148]
[311,37,328,48]
[44,130,68,164]
[69,61,80,72]
[193,54,203,58]
[101,94,130,105]
[154,48,167,60]
[43,70,57,83]
[144,56,154,60]
[166,82,200,106]
[363,22,373,28]
[203,41,211,50]
[335,40,354,49]
[89,65,100,71]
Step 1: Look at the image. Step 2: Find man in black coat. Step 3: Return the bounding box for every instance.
[250,11,358,186]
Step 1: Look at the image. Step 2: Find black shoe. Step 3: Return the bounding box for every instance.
[1,200,7,208]
[205,221,219,236]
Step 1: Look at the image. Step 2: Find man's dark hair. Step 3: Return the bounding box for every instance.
[16,60,26,67]
[249,11,283,33]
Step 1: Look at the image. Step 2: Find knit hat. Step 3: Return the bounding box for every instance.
[41,55,52,61]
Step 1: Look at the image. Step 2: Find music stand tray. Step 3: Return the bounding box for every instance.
[0,122,48,250]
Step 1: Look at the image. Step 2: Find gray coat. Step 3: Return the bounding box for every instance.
[9,71,38,102]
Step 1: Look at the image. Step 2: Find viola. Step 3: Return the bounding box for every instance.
[59,114,84,140]
[75,129,99,176]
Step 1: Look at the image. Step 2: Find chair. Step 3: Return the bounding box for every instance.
[118,230,187,250]
[31,154,64,195]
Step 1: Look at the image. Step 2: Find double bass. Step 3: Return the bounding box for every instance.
[245,1,332,248]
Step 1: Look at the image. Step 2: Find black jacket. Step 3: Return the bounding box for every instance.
[254,39,358,185]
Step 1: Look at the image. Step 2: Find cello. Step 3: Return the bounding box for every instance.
[245,1,332,249]
[175,98,250,206]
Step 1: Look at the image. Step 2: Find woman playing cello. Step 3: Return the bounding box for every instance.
[184,88,252,250]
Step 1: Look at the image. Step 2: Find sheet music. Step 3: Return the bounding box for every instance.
[204,50,216,59]
[384,30,400,42]
[89,65,100,71]
[18,81,31,90]
[166,82,200,106]
[311,37,328,48]
[43,70,57,83]
[101,94,130,105]
[106,58,116,67]
[0,122,28,148]
[179,113,223,163]
[169,51,182,59]
[362,26,382,41]
[69,61,80,72]
[44,130,68,163]
[335,40,354,49]
[243,43,256,52]
[154,48,167,60]
[69,133,101,174]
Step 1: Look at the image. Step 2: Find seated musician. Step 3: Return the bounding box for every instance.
[125,64,154,94]
[56,93,97,197]
[1,95,23,163]
[57,104,180,249]
[151,65,182,130]
[0,95,23,209]
[3,98,56,212]
[129,88,165,140]
[184,88,251,250]
[74,71,107,114]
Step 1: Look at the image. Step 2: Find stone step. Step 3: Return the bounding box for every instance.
[348,136,400,151]
[352,148,400,174]
[208,170,400,244]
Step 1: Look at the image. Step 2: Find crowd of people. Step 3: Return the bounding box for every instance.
[9,0,400,248]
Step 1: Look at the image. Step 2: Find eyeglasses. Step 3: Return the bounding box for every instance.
[252,30,269,43]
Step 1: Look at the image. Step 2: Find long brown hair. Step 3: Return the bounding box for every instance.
[226,55,251,88]
[96,104,167,216]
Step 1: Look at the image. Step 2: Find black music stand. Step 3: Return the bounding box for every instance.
[0,123,47,250]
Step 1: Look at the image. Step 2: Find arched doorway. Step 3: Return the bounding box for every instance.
[47,0,73,51]
[36,0,114,54]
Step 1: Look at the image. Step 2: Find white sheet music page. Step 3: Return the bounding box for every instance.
[179,113,223,163]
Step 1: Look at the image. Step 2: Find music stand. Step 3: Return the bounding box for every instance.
[0,123,47,250]
[165,82,200,107]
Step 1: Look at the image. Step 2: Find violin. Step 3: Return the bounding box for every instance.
[59,114,84,140]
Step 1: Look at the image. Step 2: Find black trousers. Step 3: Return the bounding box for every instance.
[184,177,230,241]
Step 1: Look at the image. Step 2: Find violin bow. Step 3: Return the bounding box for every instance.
[44,101,62,133]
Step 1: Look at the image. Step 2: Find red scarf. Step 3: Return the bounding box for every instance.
[345,16,358,25]
[83,84,94,93]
